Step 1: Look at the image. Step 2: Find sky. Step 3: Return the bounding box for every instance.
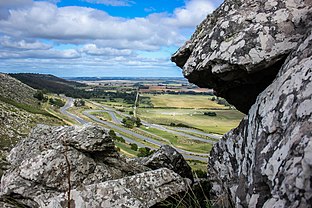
[0,0,223,77]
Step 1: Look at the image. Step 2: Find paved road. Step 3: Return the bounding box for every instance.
[83,110,208,161]
[91,101,220,143]
[60,97,88,125]
[173,127,222,140]
[61,98,208,161]
[90,110,121,124]
[147,123,217,144]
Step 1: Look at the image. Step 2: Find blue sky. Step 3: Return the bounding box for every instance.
[0,0,223,77]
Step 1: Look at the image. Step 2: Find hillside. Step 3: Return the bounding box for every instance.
[9,73,89,98]
[0,74,63,176]
[0,73,38,106]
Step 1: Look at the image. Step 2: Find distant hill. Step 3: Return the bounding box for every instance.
[9,73,90,98]
[66,77,187,82]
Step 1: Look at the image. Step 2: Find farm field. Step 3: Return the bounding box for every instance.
[145,94,227,109]
[58,78,245,170]
[138,94,244,134]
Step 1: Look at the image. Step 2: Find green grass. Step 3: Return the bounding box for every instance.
[90,111,112,121]
[145,94,227,109]
[141,126,212,154]
[138,108,244,134]
[0,96,56,118]
[115,141,138,157]
[187,160,207,172]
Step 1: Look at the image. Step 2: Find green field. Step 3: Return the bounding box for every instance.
[90,111,112,121]
[145,94,227,109]
[138,108,244,134]
[141,126,212,154]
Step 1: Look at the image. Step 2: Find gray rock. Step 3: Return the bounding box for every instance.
[0,124,190,207]
[39,168,190,208]
[141,145,194,182]
[172,0,312,113]
[208,29,312,207]
[172,0,312,207]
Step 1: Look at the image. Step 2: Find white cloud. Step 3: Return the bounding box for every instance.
[164,0,215,27]
[0,0,213,50]
[81,44,133,56]
[0,49,80,59]
[81,0,134,6]
[0,36,51,50]
[0,0,32,8]
[0,0,216,76]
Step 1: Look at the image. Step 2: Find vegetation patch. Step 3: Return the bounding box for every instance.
[0,96,55,118]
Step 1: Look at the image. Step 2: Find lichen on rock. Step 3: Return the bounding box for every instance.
[0,124,192,207]
[172,0,312,114]
[172,0,312,207]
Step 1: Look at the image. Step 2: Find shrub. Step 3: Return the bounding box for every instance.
[204,112,217,116]
[130,143,138,151]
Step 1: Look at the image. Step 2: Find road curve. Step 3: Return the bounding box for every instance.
[60,97,88,125]
[61,97,208,161]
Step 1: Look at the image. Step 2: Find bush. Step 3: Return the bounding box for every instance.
[74,99,85,107]
[109,130,117,138]
[204,112,217,116]
[193,169,208,178]
[122,116,142,128]
[116,136,125,143]
[49,98,65,107]
[137,147,155,157]
[33,90,44,101]
[130,143,138,151]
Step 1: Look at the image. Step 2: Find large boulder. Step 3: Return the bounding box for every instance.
[41,168,190,208]
[172,0,312,114]
[172,0,312,207]
[207,30,312,208]
[141,145,194,182]
[0,124,190,207]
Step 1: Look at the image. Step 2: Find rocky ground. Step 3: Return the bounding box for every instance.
[0,124,195,207]
[0,73,38,106]
[0,74,62,179]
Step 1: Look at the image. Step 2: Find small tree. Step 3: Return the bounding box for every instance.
[109,130,117,138]
[137,147,155,157]
[130,143,138,151]
[122,117,135,128]
[33,91,44,101]
[135,117,142,127]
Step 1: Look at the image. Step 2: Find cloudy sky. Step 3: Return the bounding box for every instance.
[0,0,222,77]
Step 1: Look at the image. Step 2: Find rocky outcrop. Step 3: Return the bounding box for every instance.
[172,0,312,207]
[0,124,191,207]
[172,0,312,114]
[141,145,194,181]
[42,168,188,208]
[207,30,312,208]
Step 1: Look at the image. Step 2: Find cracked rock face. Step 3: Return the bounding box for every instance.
[43,168,190,208]
[0,125,191,207]
[172,0,312,207]
[172,0,312,113]
[208,29,312,207]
